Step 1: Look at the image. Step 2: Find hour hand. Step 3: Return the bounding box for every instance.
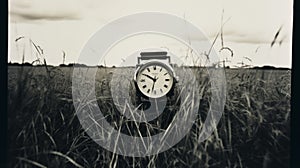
[142,74,155,81]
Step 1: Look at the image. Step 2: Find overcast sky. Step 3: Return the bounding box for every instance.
[9,0,293,67]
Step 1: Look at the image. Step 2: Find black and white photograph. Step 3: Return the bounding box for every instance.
[7,0,293,167]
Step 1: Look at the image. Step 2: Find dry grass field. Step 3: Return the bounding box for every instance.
[8,66,290,168]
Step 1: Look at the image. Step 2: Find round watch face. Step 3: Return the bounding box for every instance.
[136,63,174,98]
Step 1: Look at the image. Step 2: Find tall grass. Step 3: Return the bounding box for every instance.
[8,64,290,167]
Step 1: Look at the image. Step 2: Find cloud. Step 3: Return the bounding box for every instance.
[10,11,80,21]
[9,0,82,22]
[224,28,291,45]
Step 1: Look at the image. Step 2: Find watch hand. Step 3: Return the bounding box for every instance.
[151,82,155,93]
[142,74,155,81]
[151,76,157,92]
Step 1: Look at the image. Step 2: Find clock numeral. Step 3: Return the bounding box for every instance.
[147,89,150,93]
[147,68,150,72]
[153,90,157,94]
[164,73,168,76]
[160,88,163,93]
[165,79,170,81]
[142,85,147,89]
[153,66,156,70]
[164,84,168,88]
[160,68,163,72]
[140,79,145,82]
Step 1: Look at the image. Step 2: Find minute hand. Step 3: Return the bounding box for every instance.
[142,74,156,81]
[151,76,158,92]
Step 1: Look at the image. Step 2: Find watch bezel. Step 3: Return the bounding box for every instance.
[134,61,177,98]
